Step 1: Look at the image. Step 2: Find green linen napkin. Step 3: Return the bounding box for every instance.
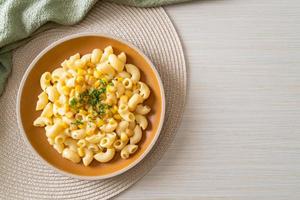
[0,0,188,96]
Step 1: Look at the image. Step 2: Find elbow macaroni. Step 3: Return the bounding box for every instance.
[130,125,142,144]
[128,93,143,111]
[45,86,59,102]
[91,49,102,64]
[36,92,48,110]
[125,64,140,83]
[138,81,150,100]
[109,54,124,72]
[41,103,53,118]
[120,144,138,159]
[40,72,51,91]
[94,148,115,163]
[83,148,93,166]
[62,148,81,163]
[135,114,148,130]
[135,104,151,115]
[33,46,152,166]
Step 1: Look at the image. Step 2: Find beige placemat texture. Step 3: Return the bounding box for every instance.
[0,2,186,200]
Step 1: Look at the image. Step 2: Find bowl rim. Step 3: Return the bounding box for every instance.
[16,32,166,180]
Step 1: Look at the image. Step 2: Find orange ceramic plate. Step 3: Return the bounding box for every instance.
[16,33,165,180]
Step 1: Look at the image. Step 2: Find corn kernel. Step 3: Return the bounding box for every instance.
[76,75,84,83]
[78,124,85,129]
[94,80,101,88]
[93,70,102,79]
[75,85,82,92]
[117,77,123,82]
[77,68,86,76]
[86,129,94,136]
[66,112,74,118]
[79,109,87,115]
[87,68,94,75]
[113,114,121,120]
[96,118,104,127]
[62,86,70,95]
[111,105,118,114]
[61,122,68,129]
[107,85,116,93]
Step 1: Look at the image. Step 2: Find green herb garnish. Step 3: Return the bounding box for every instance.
[99,79,107,86]
[88,88,106,106]
[70,98,78,108]
[70,82,113,116]
[71,119,83,125]
[88,89,101,106]
[79,90,89,103]
[96,103,106,114]
[99,87,106,93]
[96,103,112,115]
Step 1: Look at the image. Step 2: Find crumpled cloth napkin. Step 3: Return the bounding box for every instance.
[0,0,188,95]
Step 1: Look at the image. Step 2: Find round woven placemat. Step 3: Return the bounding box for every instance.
[0,2,186,200]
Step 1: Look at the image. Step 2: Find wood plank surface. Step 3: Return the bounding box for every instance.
[118,0,300,199]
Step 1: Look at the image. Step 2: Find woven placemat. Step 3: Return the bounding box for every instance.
[0,2,186,200]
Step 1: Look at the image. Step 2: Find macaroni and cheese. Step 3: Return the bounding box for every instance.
[33,46,151,166]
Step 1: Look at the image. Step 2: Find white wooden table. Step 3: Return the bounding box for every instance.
[118,0,300,199]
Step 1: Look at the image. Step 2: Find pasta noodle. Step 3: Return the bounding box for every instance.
[33,46,151,166]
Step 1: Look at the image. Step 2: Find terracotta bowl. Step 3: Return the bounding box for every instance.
[16,33,165,180]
